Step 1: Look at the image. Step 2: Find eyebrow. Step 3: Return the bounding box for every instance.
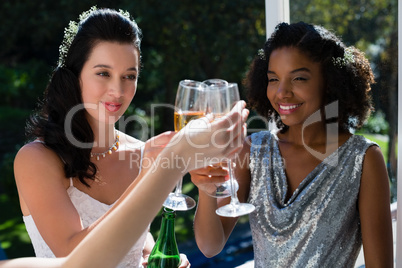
[93,64,138,72]
[267,67,311,74]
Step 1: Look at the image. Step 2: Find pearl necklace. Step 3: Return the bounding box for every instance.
[90,133,120,161]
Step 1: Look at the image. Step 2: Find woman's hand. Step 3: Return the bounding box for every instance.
[178,253,190,268]
[166,101,249,173]
[140,131,177,176]
[190,165,229,195]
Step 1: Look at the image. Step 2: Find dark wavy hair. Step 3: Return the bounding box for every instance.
[245,21,374,132]
[26,8,142,186]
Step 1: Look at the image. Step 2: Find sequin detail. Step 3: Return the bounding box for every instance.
[248,131,376,267]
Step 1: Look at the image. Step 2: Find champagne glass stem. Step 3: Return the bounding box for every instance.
[174,178,183,196]
[228,159,240,206]
[216,157,255,217]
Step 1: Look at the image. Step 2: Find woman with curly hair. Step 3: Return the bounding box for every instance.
[191,22,393,267]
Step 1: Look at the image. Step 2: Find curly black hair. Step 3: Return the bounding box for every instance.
[245,21,374,132]
[26,8,142,186]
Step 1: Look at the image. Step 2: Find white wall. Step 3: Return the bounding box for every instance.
[265,0,289,38]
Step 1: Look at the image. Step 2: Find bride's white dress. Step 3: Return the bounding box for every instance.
[23,143,147,267]
[23,177,148,267]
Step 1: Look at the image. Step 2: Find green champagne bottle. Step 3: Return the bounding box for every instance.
[147,208,180,268]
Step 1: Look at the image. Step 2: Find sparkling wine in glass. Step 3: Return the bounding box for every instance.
[214,83,256,217]
[163,80,207,211]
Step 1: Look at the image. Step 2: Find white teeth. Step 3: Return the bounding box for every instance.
[280,104,301,110]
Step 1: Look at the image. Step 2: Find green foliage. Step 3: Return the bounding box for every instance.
[0,194,34,258]
[0,106,31,156]
[1,0,267,133]
[290,0,395,50]
[0,106,32,257]
[360,110,389,135]
[129,0,266,131]
[0,106,31,205]
[0,62,49,109]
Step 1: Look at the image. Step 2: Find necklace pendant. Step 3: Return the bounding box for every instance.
[90,131,119,160]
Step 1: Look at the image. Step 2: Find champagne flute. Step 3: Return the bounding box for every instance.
[215,83,256,217]
[163,80,207,211]
[202,79,238,198]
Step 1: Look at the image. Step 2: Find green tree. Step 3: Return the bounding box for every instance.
[125,0,266,132]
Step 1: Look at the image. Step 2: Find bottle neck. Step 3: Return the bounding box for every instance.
[158,208,176,241]
[148,208,180,268]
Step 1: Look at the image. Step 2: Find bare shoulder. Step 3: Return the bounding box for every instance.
[359,144,388,196]
[14,141,69,215]
[358,145,393,266]
[363,144,385,163]
[361,144,387,178]
[14,141,65,177]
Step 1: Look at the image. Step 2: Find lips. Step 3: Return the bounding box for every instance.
[278,103,302,114]
[103,102,122,112]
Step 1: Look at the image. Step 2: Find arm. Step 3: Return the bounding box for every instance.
[358,145,393,267]
[0,258,65,268]
[14,144,93,256]
[14,133,172,257]
[64,147,185,267]
[2,101,249,268]
[63,100,249,268]
[192,136,251,257]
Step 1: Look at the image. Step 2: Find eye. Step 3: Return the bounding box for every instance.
[294,76,307,81]
[123,74,137,81]
[97,72,110,77]
[268,76,279,83]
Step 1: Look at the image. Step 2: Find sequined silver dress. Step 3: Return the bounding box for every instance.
[248,131,376,268]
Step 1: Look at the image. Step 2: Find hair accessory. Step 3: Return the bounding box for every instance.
[58,6,97,67]
[332,47,354,67]
[258,49,266,60]
[57,6,132,67]
[90,132,120,161]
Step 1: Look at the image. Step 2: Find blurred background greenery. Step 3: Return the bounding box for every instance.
[0,0,397,263]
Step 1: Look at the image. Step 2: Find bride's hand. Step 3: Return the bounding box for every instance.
[140,131,176,175]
